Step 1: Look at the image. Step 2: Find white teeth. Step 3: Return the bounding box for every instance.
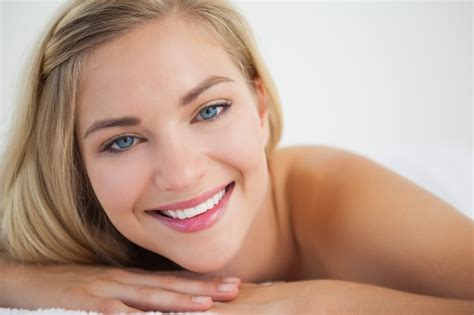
[176,210,186,219]
[160,187,226,220]
[206,199,213,209]
[196,203,207,213]
[211,194,219,206]
[169,210,178,219]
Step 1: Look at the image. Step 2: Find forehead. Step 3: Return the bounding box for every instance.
[77,16,243,129]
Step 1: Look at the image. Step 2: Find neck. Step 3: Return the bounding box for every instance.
[210,163,298,283]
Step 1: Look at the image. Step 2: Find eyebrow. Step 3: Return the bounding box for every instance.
[83,116,141,140]
[83,75,234,139]
[180,75,233,106]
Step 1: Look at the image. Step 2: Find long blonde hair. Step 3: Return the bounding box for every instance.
[0,0,283,267]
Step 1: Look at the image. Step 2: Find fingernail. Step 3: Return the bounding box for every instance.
[191,296,211,304]
[217,283,237,292]
[221,277,241,284]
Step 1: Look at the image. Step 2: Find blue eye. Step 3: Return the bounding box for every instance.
[195,101,232,122]
[101,101,231,155]
[102,135,141,154]
[199,106,219,120]
[116,136,134,148]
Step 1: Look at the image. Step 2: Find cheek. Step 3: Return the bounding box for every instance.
[85,157,148,217]
[210,104,265,168]
[203,104,268,199]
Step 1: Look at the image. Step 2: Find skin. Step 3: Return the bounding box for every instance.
[1,12,472,314]
[76,15,293,281]
[75,13,474,312]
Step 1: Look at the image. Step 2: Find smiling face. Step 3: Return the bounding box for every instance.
[76,16,270,273]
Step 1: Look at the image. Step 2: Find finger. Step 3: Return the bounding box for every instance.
[109,272,240,301]
[162,270,226,282]
[96,282,213,312]
[131,267,237,284]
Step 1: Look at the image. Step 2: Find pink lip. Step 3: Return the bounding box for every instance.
[148,182,234,233]
[148,182,231,211]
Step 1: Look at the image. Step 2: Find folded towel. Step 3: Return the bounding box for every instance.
[0,309,98,315]
[0,309,212,315]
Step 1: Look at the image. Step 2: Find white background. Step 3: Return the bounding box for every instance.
[1,1,472,218]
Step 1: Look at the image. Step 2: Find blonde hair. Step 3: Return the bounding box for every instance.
[0,0,283,267]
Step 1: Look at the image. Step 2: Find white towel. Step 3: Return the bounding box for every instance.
[0,309,211,314]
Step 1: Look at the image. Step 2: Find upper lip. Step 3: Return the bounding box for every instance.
[147,182,231,211]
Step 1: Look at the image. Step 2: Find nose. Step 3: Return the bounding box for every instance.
[152,136,205,192]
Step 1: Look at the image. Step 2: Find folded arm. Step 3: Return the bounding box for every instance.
[211,280,473,314]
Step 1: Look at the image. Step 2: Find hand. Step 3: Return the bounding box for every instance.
[4,263,241,313]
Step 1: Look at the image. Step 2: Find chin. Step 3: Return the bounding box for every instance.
[183,261,227,274]
[174,242,240,274]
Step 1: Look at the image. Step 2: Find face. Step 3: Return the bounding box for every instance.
[76,16,270,273]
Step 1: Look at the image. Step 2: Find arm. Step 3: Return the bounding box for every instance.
[211,279,473,314]
[0,253,240,311]
[290,146,473,299]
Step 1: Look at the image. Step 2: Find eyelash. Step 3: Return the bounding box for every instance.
[100,100,232,154]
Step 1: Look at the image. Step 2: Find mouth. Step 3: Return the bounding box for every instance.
[147,181,235,233]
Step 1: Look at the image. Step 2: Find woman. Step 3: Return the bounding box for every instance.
[0,0,472,313]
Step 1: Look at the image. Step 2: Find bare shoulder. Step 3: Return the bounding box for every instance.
[274,145,473,299]
[269,145,362,277]
[266,145,353,279]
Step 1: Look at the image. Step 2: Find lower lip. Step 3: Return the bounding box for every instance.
[148,182,234,233]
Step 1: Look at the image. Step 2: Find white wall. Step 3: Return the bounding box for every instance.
[1,1,472,217]
[1,0,66,151]
[238,2,471,149]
